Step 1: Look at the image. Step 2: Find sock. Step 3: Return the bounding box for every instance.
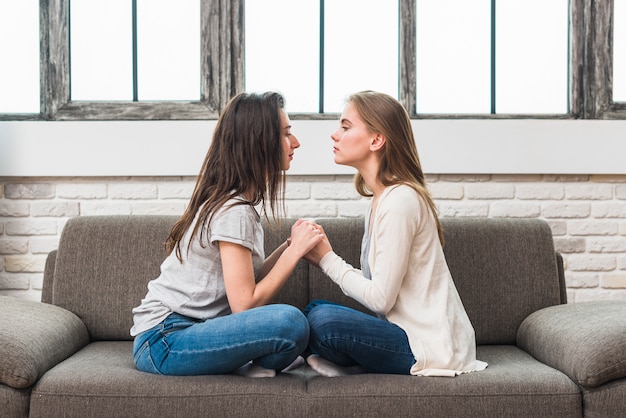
[306,354,365,377]
[281,355,305,373]
[234,361,276,378]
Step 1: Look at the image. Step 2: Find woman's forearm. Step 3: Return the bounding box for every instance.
[256,239,289,281]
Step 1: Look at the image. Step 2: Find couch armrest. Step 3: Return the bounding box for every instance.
[0,296,89,389]
[517,300,626,388]
[41,249,57,304]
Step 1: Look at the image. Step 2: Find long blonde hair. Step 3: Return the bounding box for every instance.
[348,90,444,244]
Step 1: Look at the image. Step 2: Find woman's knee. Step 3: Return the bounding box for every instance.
[304,299,336,316]
[306,302,344,328]
[272,304,309,342]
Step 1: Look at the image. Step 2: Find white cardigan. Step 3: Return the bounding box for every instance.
[319,185,488,376]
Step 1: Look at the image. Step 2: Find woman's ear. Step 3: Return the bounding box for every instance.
[370,133,386,151]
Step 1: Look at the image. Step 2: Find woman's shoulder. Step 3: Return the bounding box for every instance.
[213,197,260,223]
[383,184,421,204]
[379,184,428,215]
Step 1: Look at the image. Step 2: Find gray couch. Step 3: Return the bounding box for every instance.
[2,215,626,417]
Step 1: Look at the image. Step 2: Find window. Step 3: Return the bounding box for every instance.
[572,0,625,118]
[0,0,624,120]
[416,1,491,114]
[247,0,568,116]
[245,0,398,113]
[494,0,568,114]
[70,0,200,101]
[414,0,568,115]
[31,0,240,121]
[245,0,320,113]
[0,1,39,115]
[322,0,398,113]
[70,0,133,101]
[614,0,625,102]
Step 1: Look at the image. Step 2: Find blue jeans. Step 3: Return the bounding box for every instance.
[305,300,415,375]
[133,304,309,375]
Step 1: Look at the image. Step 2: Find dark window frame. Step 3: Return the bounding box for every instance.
[0,0,623,121]
[574,0,626,119]
[38,0,243,121]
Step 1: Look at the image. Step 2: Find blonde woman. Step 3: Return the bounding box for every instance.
[304,91,488,377]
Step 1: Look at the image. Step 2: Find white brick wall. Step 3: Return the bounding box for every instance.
[1,174,626,302]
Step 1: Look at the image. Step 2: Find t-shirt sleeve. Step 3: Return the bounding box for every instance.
[209,204,257,251]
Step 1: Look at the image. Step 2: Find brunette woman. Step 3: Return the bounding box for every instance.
[131,92,323,377]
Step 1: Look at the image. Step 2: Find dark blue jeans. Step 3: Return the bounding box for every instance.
[305,300,415,375]
[133,304,309,375]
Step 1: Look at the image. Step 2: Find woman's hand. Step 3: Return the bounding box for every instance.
[288,219,325,258]
[223,220,326,313]
[302,224,332,268]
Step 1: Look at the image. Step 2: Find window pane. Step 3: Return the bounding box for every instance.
[70,0,132,100]
[496,0,568,114]
[245,0,319,113]
[614,0,626,102]
[416,0,491,114]
[324,0,399,113]
[137,0,200,101]
[0,1,40,113]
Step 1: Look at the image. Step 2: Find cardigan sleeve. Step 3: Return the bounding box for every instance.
[319,186,421,314]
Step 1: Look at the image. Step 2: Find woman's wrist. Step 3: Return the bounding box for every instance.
[318,251,337,272]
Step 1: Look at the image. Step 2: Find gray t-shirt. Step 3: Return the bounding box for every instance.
[130,198,264,336]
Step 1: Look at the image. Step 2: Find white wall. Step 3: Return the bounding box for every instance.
[1,120,626,302]
[1,119,626,177]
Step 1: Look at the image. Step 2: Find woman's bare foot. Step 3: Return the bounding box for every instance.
[234,362,276,378]
[306,355,365,377]
[281,355,305,373]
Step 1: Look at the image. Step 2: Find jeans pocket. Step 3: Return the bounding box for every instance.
[134,340,162,375]
[161,313,198,335]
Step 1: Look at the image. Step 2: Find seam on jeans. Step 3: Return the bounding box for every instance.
[318,335,413,356]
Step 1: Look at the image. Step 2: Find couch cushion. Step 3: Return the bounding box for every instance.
[50,216,311,341]
[440,218,563,344]
[263,219,310,310]
[51,216,177,341]
[305,345,580,417]
[48,215,562,344]
[309,218,371,314]
[581,377,626,418]
[29,341,308,418]
[29,343,580,418]
[306,217,563,345]
[0,384,30,418]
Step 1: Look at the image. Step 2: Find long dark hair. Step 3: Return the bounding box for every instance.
[349,91,444,244]
[166,92,286,260]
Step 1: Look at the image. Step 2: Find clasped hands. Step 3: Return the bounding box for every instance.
[288,219,332,267]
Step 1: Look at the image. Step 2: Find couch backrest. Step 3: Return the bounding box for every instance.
[45,215,563,344]
[45,215,312,341]
[48,216,178,341]
[299,217,564,345]
[439,218,564,344]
